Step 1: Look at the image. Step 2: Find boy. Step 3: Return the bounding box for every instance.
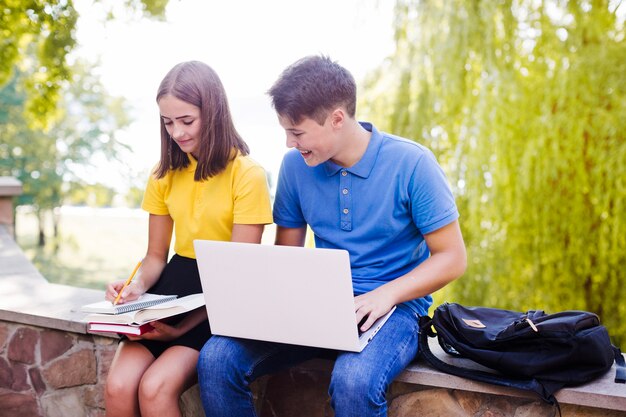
[197,55,467,416]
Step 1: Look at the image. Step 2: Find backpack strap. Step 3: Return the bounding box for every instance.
[417,316,562,406]
[614,346,626,383]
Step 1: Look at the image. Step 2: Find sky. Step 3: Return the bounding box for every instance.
[71,0,396,192]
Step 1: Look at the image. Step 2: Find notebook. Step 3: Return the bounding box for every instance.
[83,293,205,326]
[80,293,177,314]
[193,240,396,352]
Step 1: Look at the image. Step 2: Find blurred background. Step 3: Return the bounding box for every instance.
[1,0,624,345]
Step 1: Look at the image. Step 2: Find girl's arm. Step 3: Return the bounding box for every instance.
[135,222,266,341]
[105,214,173,303]
[231,223,265,244]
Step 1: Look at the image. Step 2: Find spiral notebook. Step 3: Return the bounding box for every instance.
[83,294,205,327]
[80,293,177,314]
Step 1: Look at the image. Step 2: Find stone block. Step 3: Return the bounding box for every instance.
[0,357,12,389]
[513,402,556,417]
[452,390,485,415]
[559,404,626,417]
[92,335,119,346]
[96,343,117,381]
[8,327,38,364]
[40,329,74,364]
[388,381,425,401]
[180,384,206,417]
[259,367,332,417]
[0,392,40,417]
[10,361,30,391]
[41,389,85,417]
[389,388,468,417]
[84,383,105,408]
[87,409,107,417]
[29,367,47,395]
[478,410,507,417]
[43,348,97,388]
[0,323,9,352]
[478,394,517,416]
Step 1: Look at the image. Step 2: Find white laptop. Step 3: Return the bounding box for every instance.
[193,240,396,352]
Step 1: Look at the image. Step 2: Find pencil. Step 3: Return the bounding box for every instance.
[113,261,142,305]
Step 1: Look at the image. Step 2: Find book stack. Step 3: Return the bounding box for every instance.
[81,293,205,336]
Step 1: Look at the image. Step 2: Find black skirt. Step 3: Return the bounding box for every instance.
[135,254,211,358]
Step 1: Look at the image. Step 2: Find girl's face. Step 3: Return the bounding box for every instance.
[158,95,202,157]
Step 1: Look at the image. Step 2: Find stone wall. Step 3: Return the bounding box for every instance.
[1,317,625,417]
[255,363,626,417]
[0,320,117,417]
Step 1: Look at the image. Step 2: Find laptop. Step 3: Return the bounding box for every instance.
[193,240,396,352]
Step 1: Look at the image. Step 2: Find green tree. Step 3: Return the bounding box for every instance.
[362,0,626,343]
[0,0,168,128]
[0,60,130,244]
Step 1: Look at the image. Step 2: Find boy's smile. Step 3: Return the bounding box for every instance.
[278,114,339,167]
[278,111,372,169]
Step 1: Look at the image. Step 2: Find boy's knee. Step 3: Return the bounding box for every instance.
[329,366,384,406]
[197,337,235,383]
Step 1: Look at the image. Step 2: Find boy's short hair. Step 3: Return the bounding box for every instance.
[268,55,356,125]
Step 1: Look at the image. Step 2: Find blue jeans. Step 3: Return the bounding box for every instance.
[197,304,420,417]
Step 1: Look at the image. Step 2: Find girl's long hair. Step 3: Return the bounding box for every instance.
[155,61,249,180]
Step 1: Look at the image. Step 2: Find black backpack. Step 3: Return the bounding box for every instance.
[418,303,626,408]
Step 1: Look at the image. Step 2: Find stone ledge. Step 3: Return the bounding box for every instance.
[0,225,107,335]
[297,338,626,412]
[0,177,22,197]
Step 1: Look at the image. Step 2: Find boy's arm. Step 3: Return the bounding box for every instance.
[355,219,467,332]
[275,225,307,247]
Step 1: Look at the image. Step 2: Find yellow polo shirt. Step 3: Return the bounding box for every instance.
[141,154,273,258]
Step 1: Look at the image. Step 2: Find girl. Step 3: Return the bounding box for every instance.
[104,61,272,417]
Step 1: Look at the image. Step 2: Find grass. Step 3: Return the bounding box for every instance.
[16,206,150,290]
[15,206,277,290]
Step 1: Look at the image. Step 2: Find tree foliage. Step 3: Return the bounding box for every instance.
[0,61,131,242]
[361,0,626,344]
[0,0,170,244]
[0,0,168,128]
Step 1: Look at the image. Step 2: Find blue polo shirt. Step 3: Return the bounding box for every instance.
[273,122,459,315]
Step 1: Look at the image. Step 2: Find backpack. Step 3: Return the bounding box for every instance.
[418,303,626,409]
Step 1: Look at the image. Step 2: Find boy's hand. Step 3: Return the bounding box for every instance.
[354,288,396,332]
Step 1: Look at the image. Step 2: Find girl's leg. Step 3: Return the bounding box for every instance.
[138,345,200,417]
[329,305,420,417]
[105,340,155,417]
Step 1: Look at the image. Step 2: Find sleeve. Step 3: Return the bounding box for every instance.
[141,172,170,216]
[410,149,459,235]
[232,161,273,224]
[272,153,307,228]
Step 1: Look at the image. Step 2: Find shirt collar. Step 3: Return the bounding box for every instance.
[323,122,382,178]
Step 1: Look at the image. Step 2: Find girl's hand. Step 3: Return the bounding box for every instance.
[105,280,146,304]
[129,321,182,342]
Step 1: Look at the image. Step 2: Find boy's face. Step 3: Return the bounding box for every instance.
[278,114,339,167]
